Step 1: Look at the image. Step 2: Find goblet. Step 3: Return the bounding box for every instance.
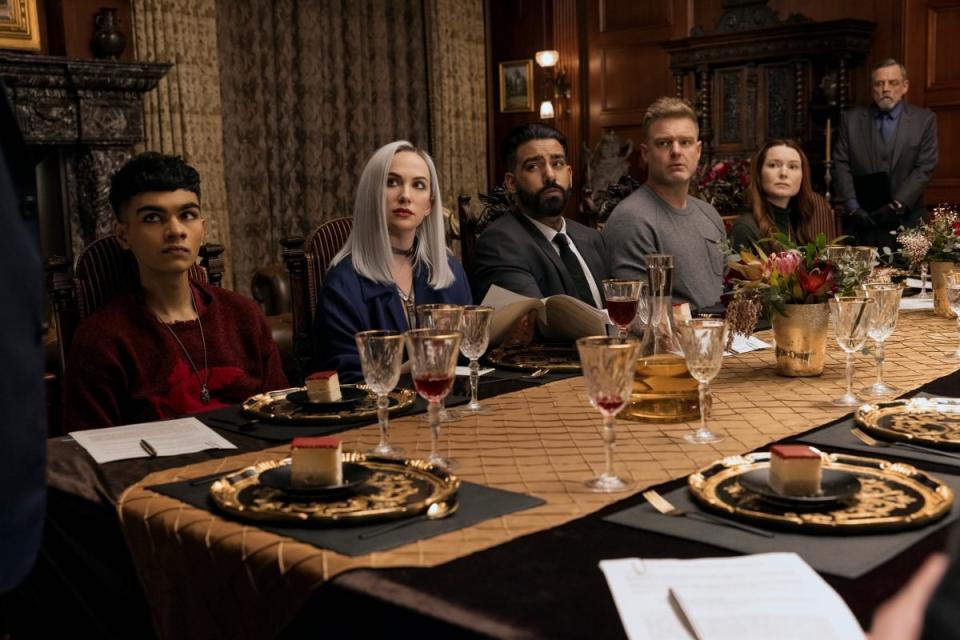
[860,284,902,397]
[415,304,464,422]
[829,297,875,406]
[603,279,645,337]
[355,330,406,457]
[946,282,960,359]
[676,319,728,444]
[455,305,494,415]
[576,336,640,492]
[405,328,462,470]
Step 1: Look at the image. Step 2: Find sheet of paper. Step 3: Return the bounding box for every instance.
[901,296,934,311]
[726,334,771,355]
[599,553,864,640]
[455,366,494,377]
[906,277,925,289]
[70,417,237,464]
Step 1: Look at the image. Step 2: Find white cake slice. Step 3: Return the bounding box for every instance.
[769,444,822,496]
[305,370,342,402]
[290,436,343,487]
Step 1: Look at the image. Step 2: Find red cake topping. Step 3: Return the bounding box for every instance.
[771,444,819,460]
[291,436,341,449]
[306,371,337,381]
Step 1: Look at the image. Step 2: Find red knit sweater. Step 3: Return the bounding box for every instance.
[63,281,288,430]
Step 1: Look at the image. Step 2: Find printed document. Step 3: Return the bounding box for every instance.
[70,417,237,464]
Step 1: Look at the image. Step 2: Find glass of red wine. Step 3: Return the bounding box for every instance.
[405,328,463,470]
[575,335,640,492]
[603,279,644,337]
[415,304,464,422]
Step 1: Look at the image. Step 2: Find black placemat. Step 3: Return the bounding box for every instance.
[604,471,960,579]
[147,475,544,556]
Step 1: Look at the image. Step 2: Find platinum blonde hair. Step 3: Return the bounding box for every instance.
[332,141,454,289]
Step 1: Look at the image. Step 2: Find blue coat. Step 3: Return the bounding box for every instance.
[314,254,472,381]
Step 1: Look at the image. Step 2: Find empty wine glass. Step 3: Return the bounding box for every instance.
[576,336,640,492]
[946,281,960,359]
[830,297,875,406]
[355,330,406,457]
[455,305,494,415]
[415,304,464,422]
[603,279,645,337]
[405,328,462,470]
[860,284,902,397]
[676,319,728,444]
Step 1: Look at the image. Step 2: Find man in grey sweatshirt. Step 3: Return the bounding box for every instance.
[602,97,726,312]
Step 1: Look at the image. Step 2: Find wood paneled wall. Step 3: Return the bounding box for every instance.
[486,0,960,206]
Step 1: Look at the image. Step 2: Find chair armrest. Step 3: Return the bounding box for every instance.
[251,264,291,316]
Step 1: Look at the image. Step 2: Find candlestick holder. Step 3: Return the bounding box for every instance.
[824,159,833,202]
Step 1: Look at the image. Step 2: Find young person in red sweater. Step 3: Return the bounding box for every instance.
[63,152,288,430]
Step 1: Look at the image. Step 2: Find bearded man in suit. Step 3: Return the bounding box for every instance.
[474,123,609,308]
[833,58,938,249]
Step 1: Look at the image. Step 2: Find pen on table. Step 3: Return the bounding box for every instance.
[139,439,158,457]
[667,588,703,640]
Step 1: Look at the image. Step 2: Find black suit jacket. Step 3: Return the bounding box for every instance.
[0,79,45,592]
[833,102,938,240]
[474,210,609,306]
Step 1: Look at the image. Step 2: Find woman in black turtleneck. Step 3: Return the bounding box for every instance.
[728,139,816,251]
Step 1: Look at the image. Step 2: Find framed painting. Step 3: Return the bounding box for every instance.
[0,0,41,52]
[499,59,534,113]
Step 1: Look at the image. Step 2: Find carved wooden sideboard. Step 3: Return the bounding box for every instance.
[0,52,170,261]
[662,3,874,191]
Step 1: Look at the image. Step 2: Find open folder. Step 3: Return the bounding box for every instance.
[480,284,610,345]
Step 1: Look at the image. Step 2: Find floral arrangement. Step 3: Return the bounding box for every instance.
[726,232,838,323]
[895,204,960,265]
[695,158,750,215]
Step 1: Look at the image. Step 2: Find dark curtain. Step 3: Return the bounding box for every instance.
[216,0,431,294]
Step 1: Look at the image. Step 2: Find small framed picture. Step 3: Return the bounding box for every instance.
[499,59,534,113]
[0,0,41,52]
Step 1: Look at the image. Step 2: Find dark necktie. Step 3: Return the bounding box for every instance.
[878,112,895,143]
[552,233,596,306]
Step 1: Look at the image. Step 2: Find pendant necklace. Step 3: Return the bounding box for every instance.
[159,289,211,404]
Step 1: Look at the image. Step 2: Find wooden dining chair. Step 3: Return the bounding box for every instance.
[281,216,354,382]
[47,235,225,384]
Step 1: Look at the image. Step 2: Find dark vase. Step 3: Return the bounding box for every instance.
[91,8,127,59]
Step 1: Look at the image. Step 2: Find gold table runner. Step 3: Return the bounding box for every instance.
[118,311,960,639]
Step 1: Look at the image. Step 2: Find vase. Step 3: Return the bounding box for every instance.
[930,261,958,318]
[771,303,829,377]
[91,8,127,59]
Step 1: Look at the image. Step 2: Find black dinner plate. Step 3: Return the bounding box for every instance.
[258,463,373,498]
[286,386,368,411]
[738,468,861,509]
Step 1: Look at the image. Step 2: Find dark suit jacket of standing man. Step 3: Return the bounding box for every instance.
[0,79,45,592]
[473,209,609,303]
[833,102,938,247]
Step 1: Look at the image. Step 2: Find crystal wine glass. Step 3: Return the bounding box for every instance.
[576,336,640,492]
[415,304,464,422]
[859,284,902,397]
[830,296,875,406]
[676,319,728,444]
[946,281,960,359]
[455,305,494,415]
[603,279,645,338]
[405,328,462,470]
[355,330,406,457]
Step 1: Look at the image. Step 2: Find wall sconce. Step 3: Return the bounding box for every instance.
[535,49,571,119]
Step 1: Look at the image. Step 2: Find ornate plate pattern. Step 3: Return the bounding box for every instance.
[242,384,416,424]
[688,452,954,533]
[210,452,459,525]
[856,397,960,450]
[485,343,581,372]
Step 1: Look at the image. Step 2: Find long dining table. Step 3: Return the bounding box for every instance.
[14,308,960,639]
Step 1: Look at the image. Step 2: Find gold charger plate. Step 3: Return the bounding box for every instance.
[485,342,581,372]
[210,452,459,525]
[856,397,960,450]
[242,384,416,424]
[689,451,954,533]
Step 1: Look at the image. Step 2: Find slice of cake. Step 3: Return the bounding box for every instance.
[769,444,822,496]
[305,371,341,402]
[290,436,343,487]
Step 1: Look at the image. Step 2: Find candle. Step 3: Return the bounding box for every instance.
[825,118,832,163]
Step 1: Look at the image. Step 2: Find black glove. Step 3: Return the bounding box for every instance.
[849,208,875,230]
[870,204,900,228]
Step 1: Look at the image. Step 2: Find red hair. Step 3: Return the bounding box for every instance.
[747,139,815,246]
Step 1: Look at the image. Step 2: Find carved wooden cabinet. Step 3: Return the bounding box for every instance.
[662,5,874,191]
